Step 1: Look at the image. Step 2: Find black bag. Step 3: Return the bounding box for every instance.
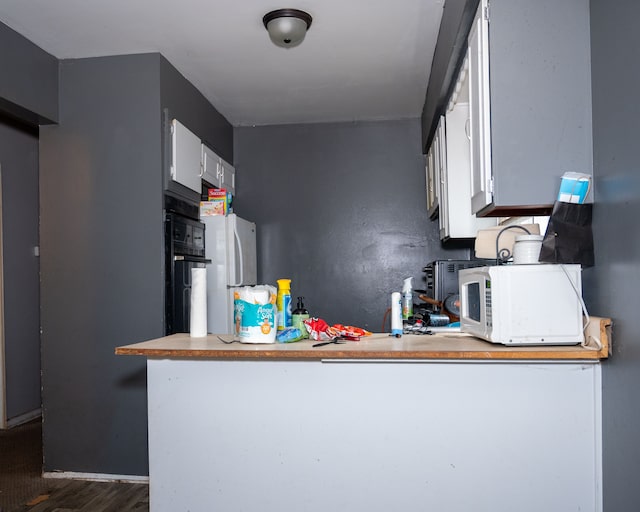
[539,201,594,267]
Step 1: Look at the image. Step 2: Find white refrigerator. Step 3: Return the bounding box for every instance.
[202,214,257,334]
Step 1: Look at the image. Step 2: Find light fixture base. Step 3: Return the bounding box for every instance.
[263,8,313,48]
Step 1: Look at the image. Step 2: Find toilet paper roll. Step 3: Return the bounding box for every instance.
[235,285,276,304]
[190,267,207,337]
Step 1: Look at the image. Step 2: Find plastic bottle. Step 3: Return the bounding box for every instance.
[292,296,310,338]
[402,277,413,320]
[276,279,292,331]
[391,292,403,337]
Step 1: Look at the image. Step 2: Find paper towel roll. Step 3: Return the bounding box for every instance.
[190,267,207,337]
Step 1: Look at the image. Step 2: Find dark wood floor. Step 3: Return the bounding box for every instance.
[12,479,149,512]
[0,419,149,512]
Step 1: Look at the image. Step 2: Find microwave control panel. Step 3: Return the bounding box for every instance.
[485,281,492,327]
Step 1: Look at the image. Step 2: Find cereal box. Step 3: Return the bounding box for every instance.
[200,188,228,216]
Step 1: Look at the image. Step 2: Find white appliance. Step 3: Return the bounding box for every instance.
[202,214,257,334]
[459,264,583,346]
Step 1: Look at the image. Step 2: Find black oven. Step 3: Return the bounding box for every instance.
[165,197,210,335]
[423,259,486,306]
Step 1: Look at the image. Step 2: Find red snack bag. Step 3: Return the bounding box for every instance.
[304,318,335,341]
[332,324,372,338]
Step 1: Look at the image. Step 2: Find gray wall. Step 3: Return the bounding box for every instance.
[234,119,469,331]
[587,0,640,508]
[0,21,54,427]
[39,54,164,475]
[0,117,41,420]
[37,51,233,475]
[0,22,58,124]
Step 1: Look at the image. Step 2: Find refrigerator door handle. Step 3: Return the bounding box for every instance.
[229,222,244,287]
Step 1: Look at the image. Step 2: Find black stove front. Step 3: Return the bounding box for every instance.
[164,197,209,335]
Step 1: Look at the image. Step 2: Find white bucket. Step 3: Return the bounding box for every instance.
[513,235,544,264]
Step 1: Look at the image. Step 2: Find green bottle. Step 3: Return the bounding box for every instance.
[292,296,310,339]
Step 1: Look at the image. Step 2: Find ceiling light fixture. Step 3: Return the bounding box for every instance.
[263,8,313,48]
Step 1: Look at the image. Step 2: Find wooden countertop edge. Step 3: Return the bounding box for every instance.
[114,346,606,360]
[115,317,611,361]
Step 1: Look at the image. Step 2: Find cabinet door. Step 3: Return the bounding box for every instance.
[468,0,493,214]
[435,117,450,239]
[171,119,202,193]
[427,122,442,219]
[219,158,235,196]
[425,148,438,219]
[202,144,220,187]
[441,102,497,240]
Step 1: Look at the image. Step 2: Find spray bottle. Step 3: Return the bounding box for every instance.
[402,277,413,320]
[276,279,292,331]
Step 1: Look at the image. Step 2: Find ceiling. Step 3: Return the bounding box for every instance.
[0,0,444,127]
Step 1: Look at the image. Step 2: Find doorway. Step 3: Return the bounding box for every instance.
[0,116,42,429]
[0,163,5,428]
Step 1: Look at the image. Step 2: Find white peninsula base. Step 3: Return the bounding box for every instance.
[147,358,601,512]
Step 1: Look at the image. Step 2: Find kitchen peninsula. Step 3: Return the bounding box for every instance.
[117,318,610,512]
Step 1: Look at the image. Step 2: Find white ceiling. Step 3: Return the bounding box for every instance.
[0,0,444,127]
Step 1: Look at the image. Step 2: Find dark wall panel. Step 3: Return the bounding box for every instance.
[234,119,469,331]
[421,0,478,150]
[587,0,640,508]
[0,117,41,420]
[39,54,163,475]
[0,21,58,124]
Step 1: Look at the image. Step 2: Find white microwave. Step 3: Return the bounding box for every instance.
[459,264,584,346]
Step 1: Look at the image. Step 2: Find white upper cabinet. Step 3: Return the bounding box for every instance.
[425,118,443,219]
[467,1,493,214]
[170,119,202,193]
[437,56,497,241]
[219,157,236,196]
[202,144,219,187]
[170,118,236,197]
[202,144,236,196]
[465,0,592,216]
[425,148,438,219]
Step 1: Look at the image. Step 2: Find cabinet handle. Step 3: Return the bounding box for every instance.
[465,118,471,141]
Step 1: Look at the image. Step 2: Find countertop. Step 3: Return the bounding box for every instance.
[116,317,611,361]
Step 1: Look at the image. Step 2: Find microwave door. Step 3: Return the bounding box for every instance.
[464,282,482,323]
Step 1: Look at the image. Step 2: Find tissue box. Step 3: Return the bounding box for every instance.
[558,172,591,204]
[200,188,228,216]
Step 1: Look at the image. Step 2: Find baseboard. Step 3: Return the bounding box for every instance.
[43,471,149,484]
[5,407,41,429]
